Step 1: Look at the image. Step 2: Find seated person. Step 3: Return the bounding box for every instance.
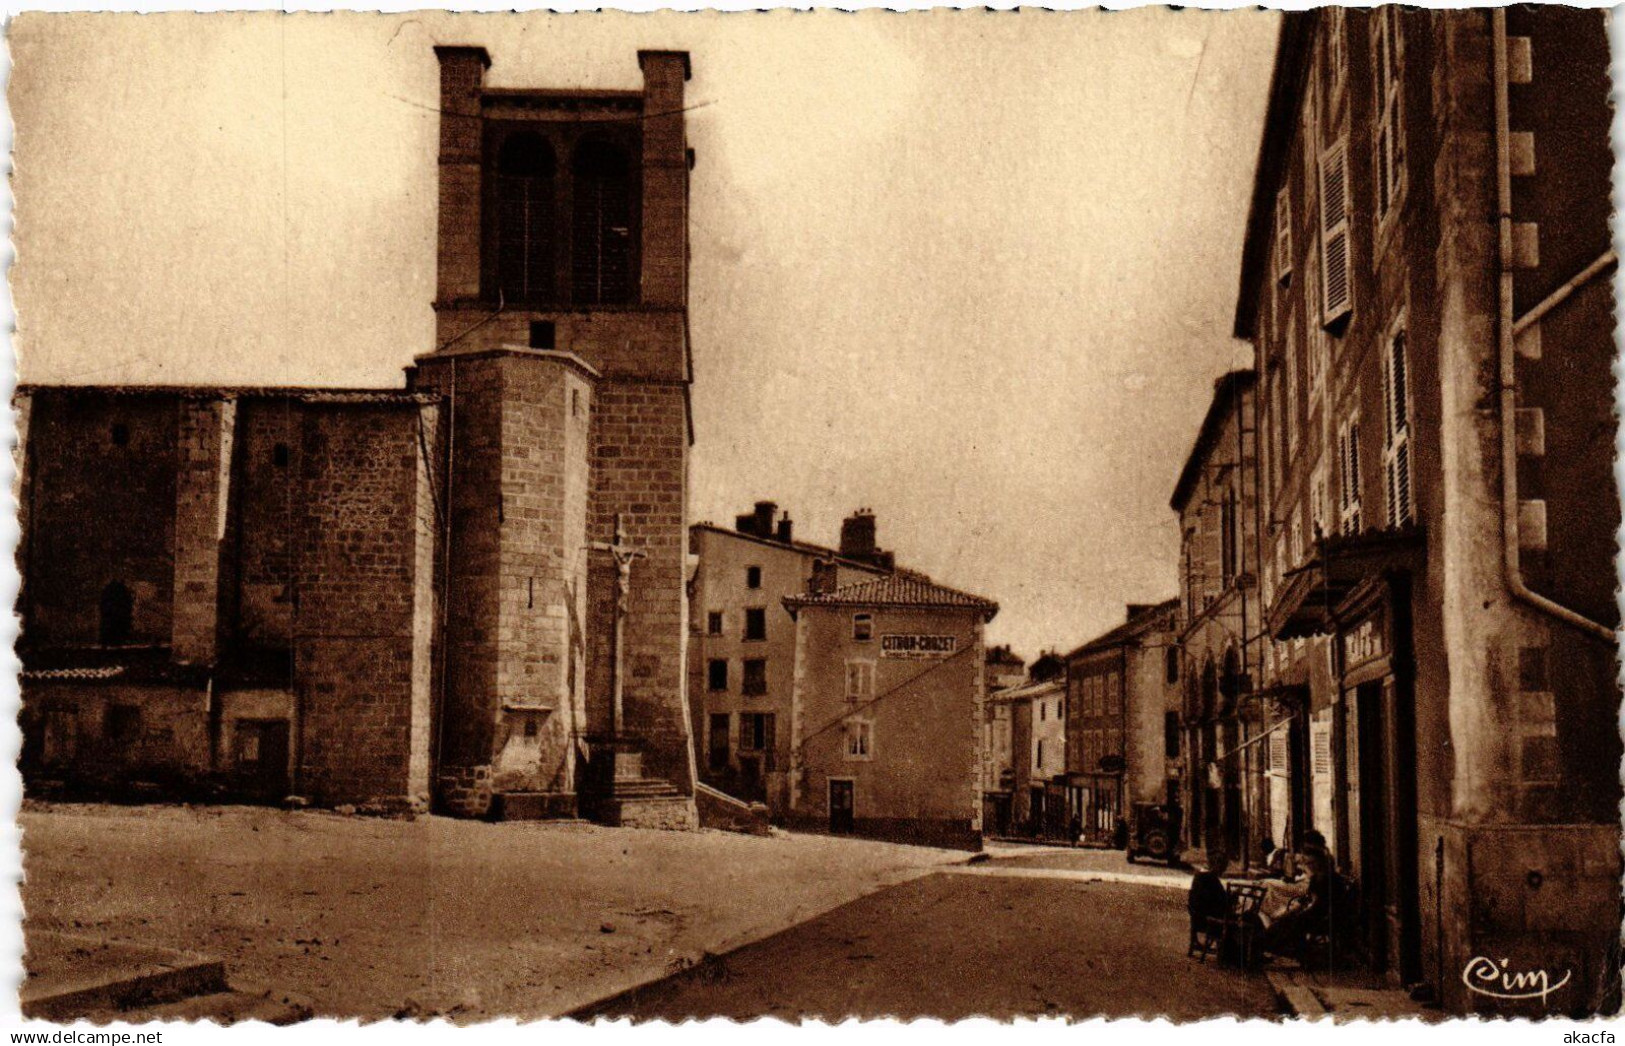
[1187,850,1231,945]
[1257,847,1345,958]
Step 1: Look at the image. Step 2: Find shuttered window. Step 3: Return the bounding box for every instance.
[1318,139,1353,324]
[1311,718,1332,777]
[1268,727,1290,776]
[845,661,874,704]
[1383,328,1414,526]
[1275,189,1293,284]
[1338,415,1363,536]
[1372,6,1406,224]
[1326,7,1347,100]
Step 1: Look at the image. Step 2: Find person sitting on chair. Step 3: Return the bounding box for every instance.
[1257,846,1345,959]
[1187,850,1231,949]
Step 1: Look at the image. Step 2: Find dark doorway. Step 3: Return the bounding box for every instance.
[829,779,855,834]
[234,719,291,799]
[1355,675,1422,983]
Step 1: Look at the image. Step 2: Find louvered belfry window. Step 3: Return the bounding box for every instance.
[571,140,635,305]
[1383,329,1414,527]
[494,133,557,304]
[1318,138,1353,325]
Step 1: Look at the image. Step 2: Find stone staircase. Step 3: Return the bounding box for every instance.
[588,742,695,830]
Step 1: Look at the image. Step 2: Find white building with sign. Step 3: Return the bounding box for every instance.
[782,575,1000,850]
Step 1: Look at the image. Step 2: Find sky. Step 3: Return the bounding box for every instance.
[9,10,1279,660]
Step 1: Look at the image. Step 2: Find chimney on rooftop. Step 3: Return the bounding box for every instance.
[840,510,877,560]
[754,501,777,538]
[776,515,794,543]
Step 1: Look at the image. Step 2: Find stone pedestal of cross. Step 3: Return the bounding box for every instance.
[592,514,646,780]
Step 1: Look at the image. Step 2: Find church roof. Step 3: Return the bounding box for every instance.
[783,575,999,620]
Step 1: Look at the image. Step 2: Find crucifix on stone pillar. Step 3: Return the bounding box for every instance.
[592,513,645,740]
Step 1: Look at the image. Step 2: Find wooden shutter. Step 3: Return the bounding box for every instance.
[1383,332,1414,526]
[1268,727,1289,776]
[1275,189,1293,283]
[1319,139,1353,324]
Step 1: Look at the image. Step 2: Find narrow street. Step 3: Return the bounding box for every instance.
[580,859,1281,1021]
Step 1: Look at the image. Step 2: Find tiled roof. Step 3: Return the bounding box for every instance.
[784,575,998,618]
[988,676,1064,703]
[1065,598,1180,660]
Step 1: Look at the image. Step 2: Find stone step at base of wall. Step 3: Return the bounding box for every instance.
[23,932,229,1020]
[86,985,314,1025]
[596,794,697,832]
[494,790,584,822]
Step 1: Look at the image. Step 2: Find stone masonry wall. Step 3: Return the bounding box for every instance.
[21,393,179,649]
[293,404,434,808]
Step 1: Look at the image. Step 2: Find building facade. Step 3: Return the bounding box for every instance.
[783,576,998,850]
[687,504,889,811]
[1169,371,1269,866]
[1064,601,1180,847]
[17,46,703,830]
[1235,9,1620,1013]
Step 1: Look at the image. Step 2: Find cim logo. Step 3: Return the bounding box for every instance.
[1461,956,1572,1004]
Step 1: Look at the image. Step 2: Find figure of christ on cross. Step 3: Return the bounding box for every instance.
[591,513,645,739]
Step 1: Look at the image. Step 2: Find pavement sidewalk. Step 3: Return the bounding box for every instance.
[1266,964,1438,1021]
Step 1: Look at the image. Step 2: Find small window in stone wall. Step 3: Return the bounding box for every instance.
[746,566,762,590]
[99,581,133,647]
[110,422,129,447]
[742,659,767,697]
[105,704,141,745]
[708,659,728,692]
[273,442,290,467]
[744,608,767,641]
[530,320,556,350]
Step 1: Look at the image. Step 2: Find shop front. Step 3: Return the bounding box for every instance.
[1269,529,1424,986]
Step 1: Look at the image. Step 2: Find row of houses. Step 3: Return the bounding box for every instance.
[984,8,1621,1017]
[1193,7,1619,1014]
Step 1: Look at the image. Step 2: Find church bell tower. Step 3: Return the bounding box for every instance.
[409,46,697,827]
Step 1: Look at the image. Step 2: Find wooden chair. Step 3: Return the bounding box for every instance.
[1218,882,1269,967]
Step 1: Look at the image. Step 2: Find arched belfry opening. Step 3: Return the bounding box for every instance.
[570,139,634,305]
[494,132,557,304]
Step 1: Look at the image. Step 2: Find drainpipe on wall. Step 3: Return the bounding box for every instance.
[1492,8,1615,646]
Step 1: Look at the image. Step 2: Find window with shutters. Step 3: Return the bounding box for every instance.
[1268,726,1290,775]
[852,613,873,642]
[1220,487,1239,584]
[1371,6,1406,229]
[571,139,635,305]
[1311,718,1332,776]
[739,712,776,770]
[1318,138,1353,325]
[1325,7,1348,102]
[1288,504,1304,569]
[1337,414,1364,536]
[844,719,874,761]
[1382,326,1415,527]
[1310,460,1329,543]
[1305,252,1329,398]
[845,661,874,705]
[1274,189,1293,285]
[1285,321,1300,457]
